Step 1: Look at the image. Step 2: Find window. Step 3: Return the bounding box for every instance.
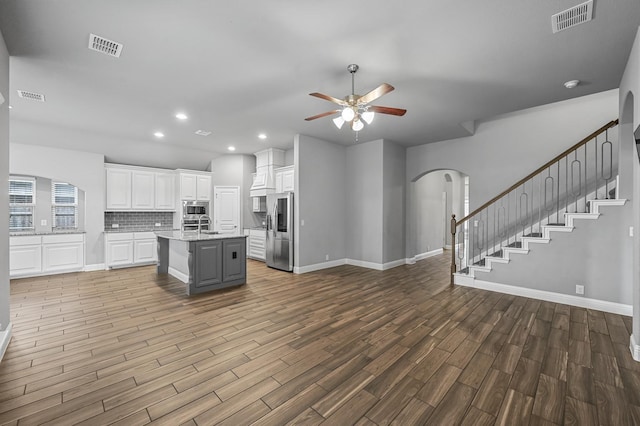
[52,181,78,230]
[9,178,35,231]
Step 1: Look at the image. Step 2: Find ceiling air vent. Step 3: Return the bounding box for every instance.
[17,90,45,102]
[552,0,593,33]
[195,130,212,136]
[88,33,123,58]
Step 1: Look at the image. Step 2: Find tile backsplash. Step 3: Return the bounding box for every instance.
[104,212,174,231]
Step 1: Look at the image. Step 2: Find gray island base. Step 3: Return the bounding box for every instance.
[155,231,247,295]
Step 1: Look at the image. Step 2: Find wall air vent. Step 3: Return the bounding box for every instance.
[552,0,593,33]
[17,90,45,102]
[195,130,212,136]
[88,33,123,58]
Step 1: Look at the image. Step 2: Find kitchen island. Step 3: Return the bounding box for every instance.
[155,231,247,295]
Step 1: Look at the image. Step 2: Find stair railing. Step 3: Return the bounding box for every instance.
[451,119,619,284]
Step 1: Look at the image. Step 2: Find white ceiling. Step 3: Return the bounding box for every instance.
[1,1,639,170]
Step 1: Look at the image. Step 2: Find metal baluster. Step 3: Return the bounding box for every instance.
[565,156,568,215]
[602,129,613,199]
[583,144,587,212]
[594,134,598,200]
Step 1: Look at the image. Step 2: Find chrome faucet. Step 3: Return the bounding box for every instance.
[197,214,211,233]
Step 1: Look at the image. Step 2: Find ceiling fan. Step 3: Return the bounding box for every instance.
[305,64,407,131]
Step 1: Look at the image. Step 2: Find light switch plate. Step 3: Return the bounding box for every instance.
[40,219,47,226]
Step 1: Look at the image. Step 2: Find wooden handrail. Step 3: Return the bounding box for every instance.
[455,119,619,227]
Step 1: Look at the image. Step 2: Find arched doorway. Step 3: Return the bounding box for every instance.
[408,169,468,261]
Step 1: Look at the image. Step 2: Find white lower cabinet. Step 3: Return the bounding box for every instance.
[10,234,85,278]
[42,234,85,273]
[248,229,266,261]
[105,232,157,268]
[10,236,42,277]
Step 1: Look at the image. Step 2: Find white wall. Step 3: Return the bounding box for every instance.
[0,29,10,342]
[10,144,105,267]
[346,140,384,264]
[407,90,619,212]
[294,134,347,269]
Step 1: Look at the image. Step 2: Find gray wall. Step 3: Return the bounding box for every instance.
[406,89,619,213]
[382,140,406,263]
[295,134,347,267]
[210,154,258,229]
[408,169,465,258]
[477,203,632,305]
[346,140,384,264]
[0,29,10,333]
[10,144,105,267]
[618,26,640,346]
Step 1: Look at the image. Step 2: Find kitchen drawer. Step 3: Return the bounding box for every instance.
[134,232,156,240]
[42,234,84,244]
[10,235,42,246]
[105,232,134,241]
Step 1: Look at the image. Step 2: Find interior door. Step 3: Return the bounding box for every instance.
[214,186,240,234]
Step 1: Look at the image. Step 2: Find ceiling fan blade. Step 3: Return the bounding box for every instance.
[309,92,347,106]
[368,105,407,116]
[357,83,394,105]
[304,110,340,121]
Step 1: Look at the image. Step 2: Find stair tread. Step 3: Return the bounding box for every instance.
[507,242,523,248]
[523,233,542,238]
[546,223,566,226]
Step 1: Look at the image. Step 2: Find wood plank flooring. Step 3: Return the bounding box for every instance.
[1,253,639,425]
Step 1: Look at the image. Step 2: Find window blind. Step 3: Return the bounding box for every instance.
[52,181,78,229]
[9,178,35,230]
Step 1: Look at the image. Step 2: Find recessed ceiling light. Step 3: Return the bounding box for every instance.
[195,130,211,136]
[154,131,165,138]
[8,105,12,109]
[564,79,580,89]
[228,146,236,152]
[175,113,188,120]
[258,133,267,140]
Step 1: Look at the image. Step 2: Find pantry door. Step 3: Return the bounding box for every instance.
[213,186,240,234]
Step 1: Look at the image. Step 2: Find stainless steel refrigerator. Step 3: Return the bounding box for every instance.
[266,192,293,271]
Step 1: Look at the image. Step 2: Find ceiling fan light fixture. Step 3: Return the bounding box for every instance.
[333,116,345,129]
[341,107,355,122]
[352,118,364,131]
[362,110,375,124]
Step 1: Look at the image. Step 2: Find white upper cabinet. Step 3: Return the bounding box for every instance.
[105,164,176,211]
[196,175,212,201]
[179,172,211,201]
[131,170,155,210]
[155,172,176,210]
[275,165,295,193]
[106,167,132,210]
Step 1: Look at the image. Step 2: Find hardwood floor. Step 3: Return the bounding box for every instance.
[1,253,639,425]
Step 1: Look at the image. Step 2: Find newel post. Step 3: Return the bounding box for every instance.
[450,214,456,286]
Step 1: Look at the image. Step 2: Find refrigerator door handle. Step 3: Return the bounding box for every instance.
[272,201,278,237]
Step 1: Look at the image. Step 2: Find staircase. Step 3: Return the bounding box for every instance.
[451,120,621,283]
[456,198,626,278]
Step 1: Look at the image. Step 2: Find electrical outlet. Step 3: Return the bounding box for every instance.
[301,219,305,226]
[111,224,119,228]
[630,226,634,237]
[325,254,329,261]
[155,223,161,227]
[576,285,584,295]
[40,219,47,226]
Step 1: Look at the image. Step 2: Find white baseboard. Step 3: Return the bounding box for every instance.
[295,257,408,274]
[405,257,416,265]
[168,267,189,284]
[84,263,105,272]
[416,248,444,261]
[631,334,640,362]
[455,276,633,316]
[0,322,12,364]
[294,259,347,274]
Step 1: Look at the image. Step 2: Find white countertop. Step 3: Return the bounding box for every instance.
[155,230,247,242]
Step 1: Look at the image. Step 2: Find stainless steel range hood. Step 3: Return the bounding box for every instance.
[250,148,284,197]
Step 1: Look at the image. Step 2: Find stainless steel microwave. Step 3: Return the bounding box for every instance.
[182,200,208,217]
